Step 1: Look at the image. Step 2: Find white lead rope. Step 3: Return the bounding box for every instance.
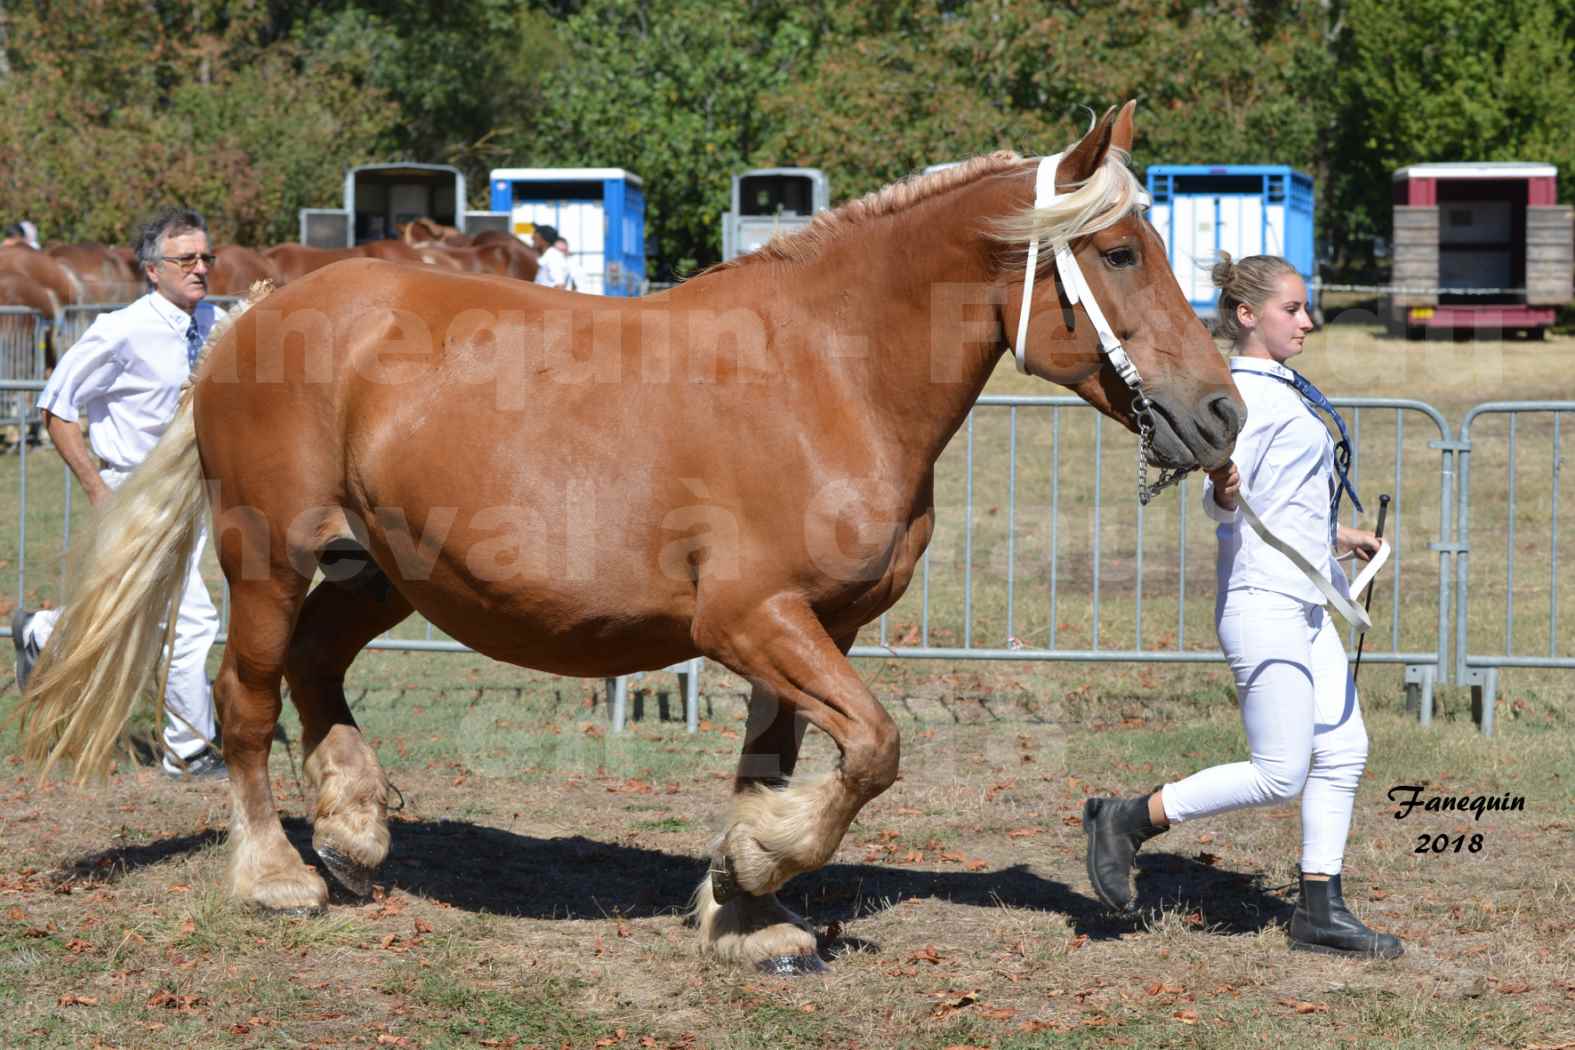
[1237,494,1389,633]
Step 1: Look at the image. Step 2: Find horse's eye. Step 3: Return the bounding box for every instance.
[1103,247,1138,269]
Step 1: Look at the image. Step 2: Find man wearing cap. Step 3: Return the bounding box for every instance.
[11,207,227,781]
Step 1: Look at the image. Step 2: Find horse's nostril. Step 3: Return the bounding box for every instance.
[1202,392,1244,444]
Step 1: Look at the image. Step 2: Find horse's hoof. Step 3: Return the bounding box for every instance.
[756,953,828,977]
[316,845,376,898]
[710,854,741,905]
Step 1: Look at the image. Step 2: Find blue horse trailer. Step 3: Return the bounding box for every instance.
[488,168,645,296]
[1146,165,1316,317]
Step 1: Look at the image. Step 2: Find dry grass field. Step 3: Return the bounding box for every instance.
[0,320,1571,1049]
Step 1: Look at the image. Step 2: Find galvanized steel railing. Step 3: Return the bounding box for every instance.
[1453,402,1573,736]
[3,370,1564,737]
[848,396,1452,716]
[0,308,48,430]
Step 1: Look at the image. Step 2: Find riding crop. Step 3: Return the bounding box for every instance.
[1352,492,1391,682]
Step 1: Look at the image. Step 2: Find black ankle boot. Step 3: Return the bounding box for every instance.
[1289,874,1404,959]
[1083,794,1166,911]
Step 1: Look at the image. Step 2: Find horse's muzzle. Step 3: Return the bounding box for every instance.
[1145,390,1243,472]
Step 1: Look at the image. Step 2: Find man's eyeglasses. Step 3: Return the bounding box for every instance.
[160,253,217,271]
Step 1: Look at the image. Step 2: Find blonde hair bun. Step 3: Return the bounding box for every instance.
[1212,253,1298,345]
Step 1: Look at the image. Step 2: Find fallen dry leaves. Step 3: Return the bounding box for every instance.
[146,989,205,1012]
[929,989,978,1021]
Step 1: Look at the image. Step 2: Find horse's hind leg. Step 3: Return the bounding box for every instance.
[217,574,326,912]
[284,562,413,897]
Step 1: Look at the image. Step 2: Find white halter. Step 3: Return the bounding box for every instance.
[1011,152,1145,388]
[1011,153,1182,506]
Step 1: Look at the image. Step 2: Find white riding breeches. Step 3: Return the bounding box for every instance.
[1159,588,1369,875]
[25,468,219,771]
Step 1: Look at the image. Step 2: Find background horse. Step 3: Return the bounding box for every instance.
[263,241,424,283]
[47,243,143,303]
[420,242,540,281]
[0,246,83,322]
[21,102,1243,973]
[211,246,282,296]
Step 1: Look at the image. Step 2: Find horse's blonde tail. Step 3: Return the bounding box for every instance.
[18,401,206,781]
[18,280,273,782]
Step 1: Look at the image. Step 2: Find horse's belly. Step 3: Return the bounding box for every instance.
[386,551,699,678]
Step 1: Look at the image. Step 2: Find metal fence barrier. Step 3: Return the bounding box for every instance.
[846,396,1452,723]
[0,308,48,432]
[1453,402,1573,736]
[3,378,1566,736]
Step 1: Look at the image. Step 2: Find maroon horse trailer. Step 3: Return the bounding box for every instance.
[1389,162,1573,338]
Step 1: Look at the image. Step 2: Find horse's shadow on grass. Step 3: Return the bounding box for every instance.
[330,818,1290,942]
[59,819,1292,945]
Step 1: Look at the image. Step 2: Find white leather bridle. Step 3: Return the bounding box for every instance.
[1010,152,1185,505]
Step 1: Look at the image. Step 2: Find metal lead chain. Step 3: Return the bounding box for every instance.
[1132,389,1194,506]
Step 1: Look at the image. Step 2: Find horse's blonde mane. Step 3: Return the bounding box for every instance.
[715,146,1144,271]
[992,147,1146,249]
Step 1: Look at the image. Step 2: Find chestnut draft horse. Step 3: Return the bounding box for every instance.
[22,103,1243,973]
[263,241,424,284]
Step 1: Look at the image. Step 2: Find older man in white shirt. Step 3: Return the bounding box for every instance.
[12,207,227,780]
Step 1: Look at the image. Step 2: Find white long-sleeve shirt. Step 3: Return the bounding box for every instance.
[37,292,224,471]
[1202,356,1348,605]
[534,245,573,289]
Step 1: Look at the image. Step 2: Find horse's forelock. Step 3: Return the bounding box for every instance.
[994,149,1146,250]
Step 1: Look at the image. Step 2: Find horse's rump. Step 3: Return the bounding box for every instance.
[199,261,706,674]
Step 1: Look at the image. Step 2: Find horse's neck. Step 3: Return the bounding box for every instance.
[809,182,1015,468]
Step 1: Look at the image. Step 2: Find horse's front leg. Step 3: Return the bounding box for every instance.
[694,679,820,970]
[694,605,897,972]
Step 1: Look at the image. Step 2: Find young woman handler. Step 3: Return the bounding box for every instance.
[1081,254,1403,959]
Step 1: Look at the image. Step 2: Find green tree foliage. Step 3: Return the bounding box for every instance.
[0,0,1570,278]
[1330,0,1575,266]
[521,0,818,277]
[759,1,1335,206]
[0,1,396,245]
[280,0,559,199]
[756,4,1058,199]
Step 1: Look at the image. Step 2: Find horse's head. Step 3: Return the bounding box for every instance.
[999,102,1243,473]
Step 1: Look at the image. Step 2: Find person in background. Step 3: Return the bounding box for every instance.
[12,207,227,781]
[554,236,582,292]
[1081,253,1401,959]
[1,223,29,249]
[531,224,572,289]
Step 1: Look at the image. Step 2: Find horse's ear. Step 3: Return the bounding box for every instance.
[1110,100,1137,155]
[1058,106,1117,190]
